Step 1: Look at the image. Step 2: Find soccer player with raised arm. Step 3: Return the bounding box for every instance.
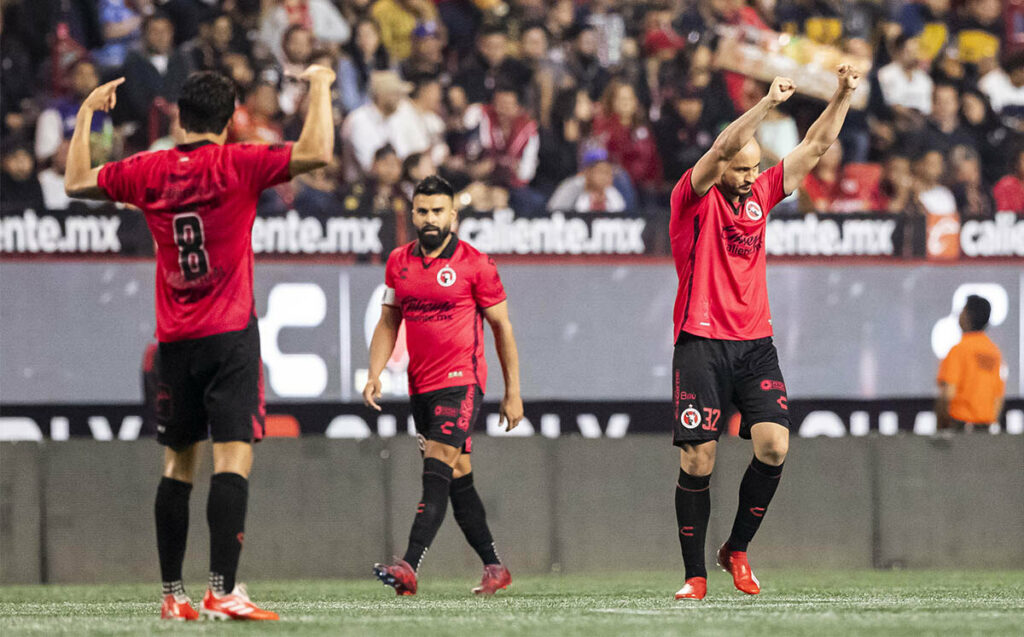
[668,66,860,600]
[64,65,336,620]
[364,175,524,597]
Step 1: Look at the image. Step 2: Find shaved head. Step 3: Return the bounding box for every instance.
[719,139,762,200]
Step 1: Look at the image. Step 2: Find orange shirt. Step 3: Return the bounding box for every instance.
[937,332,1005,424]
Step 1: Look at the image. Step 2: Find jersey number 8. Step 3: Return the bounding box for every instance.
[173,213,209,281]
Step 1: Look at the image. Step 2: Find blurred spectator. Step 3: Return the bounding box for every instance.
[592,80,661,192]
[878,153,915,213]
[339,144,412,250]
[901,83,977,157]
[278,26,315,116]
[895,0,950,64]
[654,84,720,181]
[955,0,1002,69]
[877,35,933,119]
[518,22,563,128]
[159,0,218,46]
[992,147,1024,212]
[221,52,256,95]
[400,151,435,199]
[371,0,438,61]
[339,18,393,113]
[961,87,1019,183]
[114,14,190,143]
[977,51,1024,122]
[544,0,577,44]
[341,70,426,179]
[799,143,843,213]
[1,10,34,138]
[182,11,241,73]
[463,85,543,215]
[93,0,145,70]
[563,23,611,101]
[535,88,594,194]
[38,140,71,210]
[408,78,449,166]
[452,24,531,108]
[547,147,628,213]
[585,0,626,67]
[799,144,885,213]
[399,20,446,83]
[949,146,995,219]
[1,142,44,210]
[260,0,351,64]
[756,94,800,167]
[294,158,344,218]
[230,81,285,144]
[34,58,114,166]
[912,150,956,216]
[778,0,844,46]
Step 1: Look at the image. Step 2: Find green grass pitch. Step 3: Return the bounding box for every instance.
[1,570,1021,636]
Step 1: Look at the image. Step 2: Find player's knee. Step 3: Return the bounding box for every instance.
[679,442,716,476]
[423,440,461,467]
[756,439,788,466]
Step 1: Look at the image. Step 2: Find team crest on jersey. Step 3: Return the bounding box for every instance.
[437,265,457,287]
[681,405,702,429]
[745,200,763,221]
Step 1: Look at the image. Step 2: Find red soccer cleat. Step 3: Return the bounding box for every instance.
[674,576,707,600]
[472,563,512,596]
[717,543,760,595]
[200,584,279,620]
[160,593,199,620]
[373,559,418,596]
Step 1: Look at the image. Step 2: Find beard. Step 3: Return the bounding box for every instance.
[417,224,451,251]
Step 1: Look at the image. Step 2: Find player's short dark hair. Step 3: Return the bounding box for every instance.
[413,175,454,200]
[178,71,237,134]
[963,295,991,331]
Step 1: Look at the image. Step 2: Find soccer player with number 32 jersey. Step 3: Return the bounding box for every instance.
[64,64,338,620]
[668,66,860,600]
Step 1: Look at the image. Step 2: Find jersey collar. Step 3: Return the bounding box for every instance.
[176,140,215,152]
[413,233,459,259]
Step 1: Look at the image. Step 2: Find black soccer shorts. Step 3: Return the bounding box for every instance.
[410,384,482,454]
[155,317,265,449]
[672,332,791,445]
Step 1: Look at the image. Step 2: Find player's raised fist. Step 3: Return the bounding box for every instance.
[363,377,383,412]
[766,77,796,106]
[83,77,125,113]
[837,64,861,91]
[299,64,336,85]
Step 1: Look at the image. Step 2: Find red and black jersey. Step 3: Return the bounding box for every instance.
[384,235,506,395]
[98,141,292,342]
[670,163,787,342]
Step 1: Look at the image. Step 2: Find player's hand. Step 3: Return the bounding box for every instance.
[837,64,861,92]
[82,77,125,113]
[363,377,383,412]
[499,393,523,432]
[765,77,796,106]
[299,64,336,85]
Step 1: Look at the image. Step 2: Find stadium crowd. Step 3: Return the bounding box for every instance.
[3,0,1024,221]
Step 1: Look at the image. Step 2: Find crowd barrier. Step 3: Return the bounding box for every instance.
[1,435,1022,585]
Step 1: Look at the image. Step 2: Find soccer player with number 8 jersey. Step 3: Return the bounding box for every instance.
[64,64,337,620]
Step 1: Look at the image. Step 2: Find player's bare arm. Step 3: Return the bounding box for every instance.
[781,65,861,195]
[689,76,795,197]
[482,300,523,432]
[363,303,403,411]
[64,77,125,200]
[289,64,337,175]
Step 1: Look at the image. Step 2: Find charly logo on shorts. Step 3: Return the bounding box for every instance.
[745,200,763,221]
[681,405,702,429]
[437,265,457,287]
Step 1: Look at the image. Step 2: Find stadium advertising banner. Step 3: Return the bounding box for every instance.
[2,399,1021,441]
[5,207,1020,258]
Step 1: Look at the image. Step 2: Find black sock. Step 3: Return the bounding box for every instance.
[207,472,248,595]
[727,457,784,552]
[676,468,711,580]
[450,473,500,566]
[155,477,192,587]
[402,457,453,571]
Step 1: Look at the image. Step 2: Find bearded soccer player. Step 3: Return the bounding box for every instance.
[64,65,336,620]
[364,175,524,596]
[669,66,860,600]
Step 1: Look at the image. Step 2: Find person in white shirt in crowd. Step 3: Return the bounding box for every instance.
[260,0,350,64]
[547,147,628,213]
[978,51,1024,123]
[341,70,429,180]
[878,34,934,118]
[913,149,956,216]
[408,77,449,166]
